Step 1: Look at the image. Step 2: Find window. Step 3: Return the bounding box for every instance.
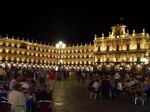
[137,43,140,50]
[107,46,109,51]
[116,45,119,51]
[127,44,130,50]
[98,46,100,51]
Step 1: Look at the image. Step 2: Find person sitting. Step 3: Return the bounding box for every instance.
[35,84,53,112]
[35,84,52,101]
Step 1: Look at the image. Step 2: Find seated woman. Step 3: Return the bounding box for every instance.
[35,84,53,112]
[35,84,52,101]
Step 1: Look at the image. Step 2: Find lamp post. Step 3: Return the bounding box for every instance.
[55,41,66,71]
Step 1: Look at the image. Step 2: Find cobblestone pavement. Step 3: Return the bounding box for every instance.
[52,80,150,112]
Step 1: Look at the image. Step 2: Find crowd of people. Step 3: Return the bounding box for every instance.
[0,65,150,112]
[88,71,150,105]
[0,66,57,112]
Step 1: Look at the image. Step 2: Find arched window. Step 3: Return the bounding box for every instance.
[107,46,109,51]
[116,45,119,51]
[137,42,140,50]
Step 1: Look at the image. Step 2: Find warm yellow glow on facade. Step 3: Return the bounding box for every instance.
[16,57,20,62]
[0,48,2,53]
[0,55,2,60]
[0,24,149,73]
[17,44,20,48]
[5,49,9,53]
[11,43,15,47]
[11,57,14,61]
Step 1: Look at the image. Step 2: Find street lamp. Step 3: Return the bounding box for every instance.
[55,41,66,71]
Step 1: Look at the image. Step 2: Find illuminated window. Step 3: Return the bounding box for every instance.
[16,57,20,62]
[44,60,47,63]
[21,51,25,55]
[11,43,15,47]
[10,50,14,54]
[0,56,2,60]
[40,54,42,57]
[5,42,9,46]
[36,47,39,50]
[40,60,43,63]
[40,48,43,51]
[44,54,47,57]
[36,59,38,63]
[31,52,34,56]
[80,61,82,64]
[21,58,25,62]
[0,48,2,53]
[0,41,3,46]
[35,53,38,57]
[17,44,20,48]
[11,57,14,61]
[16,50,20,54]
[26,58,29,62]
[27,52,30,56]
[84,55,87,58]
[5,49,9,53]
[5,56,9,61]
[31,46,34,50]
[76,61,78,64]
[88,61,91,64]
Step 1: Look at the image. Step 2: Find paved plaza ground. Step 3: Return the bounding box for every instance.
[52,79,150,112]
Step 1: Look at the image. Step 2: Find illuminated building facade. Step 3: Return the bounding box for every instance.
[94,24,150,74]
[0,24,150,74]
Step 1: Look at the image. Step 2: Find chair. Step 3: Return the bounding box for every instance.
[1,102,11,112]
[134,91,145,105]
[36,100,53,112]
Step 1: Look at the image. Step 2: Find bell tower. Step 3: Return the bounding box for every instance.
[111,24,126,37]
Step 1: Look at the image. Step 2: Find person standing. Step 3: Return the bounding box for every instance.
[101,76,111,99]
[48,70,56,91]
[8,83,26,112]
[9,75,18,91]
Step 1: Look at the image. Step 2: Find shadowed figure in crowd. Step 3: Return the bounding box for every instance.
[101,76,111,99]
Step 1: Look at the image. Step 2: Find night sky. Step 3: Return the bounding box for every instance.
[0,1,149,45]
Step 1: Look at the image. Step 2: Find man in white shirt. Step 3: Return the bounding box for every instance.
[9,75,17,91]
[92,80,100,91]
[8,83,26,112]
[116,80,123,96]
[91,79,100,99]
